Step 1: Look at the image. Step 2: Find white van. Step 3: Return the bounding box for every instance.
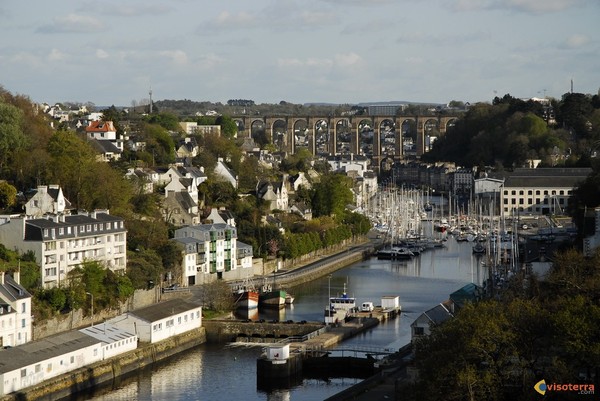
[361,302,374,312]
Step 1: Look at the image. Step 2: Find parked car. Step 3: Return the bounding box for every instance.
[361,302,374,312]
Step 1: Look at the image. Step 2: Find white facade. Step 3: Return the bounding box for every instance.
[500,168,590,216]
[0,331,103,396]
[0,211,127,288]
[584,207,600,257]
[0,272,32,347]
[25,185,70,217]
[327,155,370,177]
[381,295,400,310]
[214,159,238,188]
[173,223,253,285]
[502,186,573,216]
[108,299,202,343]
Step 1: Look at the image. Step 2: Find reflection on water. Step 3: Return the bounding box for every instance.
[84,237,485,401]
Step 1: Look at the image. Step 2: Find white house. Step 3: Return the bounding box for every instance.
[0,331,103,396]
[205,208,236,227]
[256,181,289,212]
[175,137,199,159]
[410,303,453,343]
[326,154,370,177]
[0,211,127,289]
[107,299,202,344]
[0,272,32,347]
[583,207,600,257]
[25,185,72,217]
[79,323,138,360]
[214,158,238,189]
[125,168,158,194]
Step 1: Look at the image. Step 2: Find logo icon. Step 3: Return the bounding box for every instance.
[534,379,547,395]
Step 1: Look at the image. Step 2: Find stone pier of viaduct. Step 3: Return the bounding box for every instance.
[232,114,458,167]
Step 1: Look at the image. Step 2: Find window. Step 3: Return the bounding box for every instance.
[21,302,26,313]
[21,369,26,378]
[414,326,425,335]
[70,356,74,363]
[21,318,26,328]
[35,364,41,373]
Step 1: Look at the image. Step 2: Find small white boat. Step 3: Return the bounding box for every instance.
[285,293,295,305]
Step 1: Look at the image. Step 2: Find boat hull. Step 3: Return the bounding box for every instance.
[259,290,286,309]
[234,291,259,310]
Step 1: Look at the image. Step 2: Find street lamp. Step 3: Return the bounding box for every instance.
[86,292,94,326]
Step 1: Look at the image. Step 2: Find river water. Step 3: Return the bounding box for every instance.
[83,237,486,401]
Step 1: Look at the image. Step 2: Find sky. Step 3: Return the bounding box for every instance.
[1,0,599,107]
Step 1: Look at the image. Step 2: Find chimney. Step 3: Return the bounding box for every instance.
[0,271,4,285]
[13,270,20,285]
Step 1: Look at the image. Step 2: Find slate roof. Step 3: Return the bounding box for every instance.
[129,299,201,323]
[415,303,453,326]
[0,274,31,302]
[89,139,122,154]
[21,212,124,241]
[0,331,100,374]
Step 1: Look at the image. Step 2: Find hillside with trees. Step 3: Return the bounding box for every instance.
[402,248,600,401]
[422,92,600,169]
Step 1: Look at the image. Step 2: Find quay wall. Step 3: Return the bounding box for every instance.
[0,328,207,401]
[202,320,324,343]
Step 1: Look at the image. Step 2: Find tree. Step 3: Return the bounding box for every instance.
[46,129,97,208]
[0,100,28,173]
[0,181,17,210]
[215,115,238,139]
[311,173,353,219]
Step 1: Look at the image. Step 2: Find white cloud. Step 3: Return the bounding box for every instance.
[158,50,189,65]
[564,34,590,48]
[215,11,258,28]
[277,53,362,69]
[83,2,173,17]
[47,48,66,62]
[37,13,104,33]
[334,52,362,66]
[96,49,109,59]
[449,0,590,13]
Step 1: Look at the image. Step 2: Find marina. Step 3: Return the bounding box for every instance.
[82,236,487,401]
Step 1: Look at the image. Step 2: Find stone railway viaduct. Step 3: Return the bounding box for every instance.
[232,114,459,168]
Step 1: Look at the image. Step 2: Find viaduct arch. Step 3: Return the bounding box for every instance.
[234,114,458,168]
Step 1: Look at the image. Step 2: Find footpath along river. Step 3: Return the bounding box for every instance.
[80,236,487,401]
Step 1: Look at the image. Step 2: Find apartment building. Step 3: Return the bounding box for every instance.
[173,223,253,286]
[0,211,127,288]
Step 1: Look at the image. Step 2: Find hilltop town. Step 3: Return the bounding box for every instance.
[1,87,600,399]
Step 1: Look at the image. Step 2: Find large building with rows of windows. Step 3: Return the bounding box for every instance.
[0,210,127,288]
